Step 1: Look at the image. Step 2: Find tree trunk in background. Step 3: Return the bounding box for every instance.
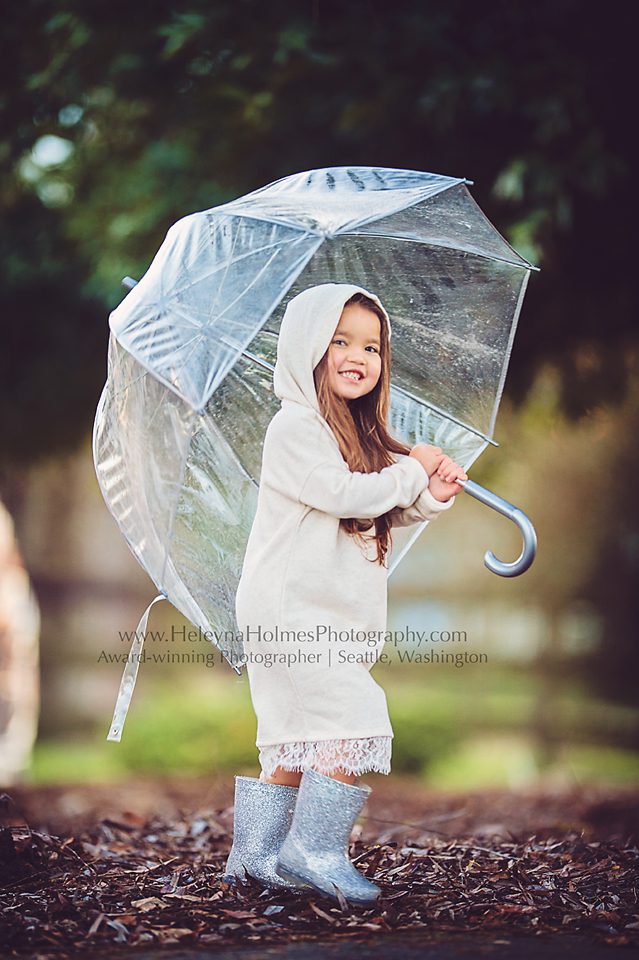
[1,448,157,742]
[0,499,39,785]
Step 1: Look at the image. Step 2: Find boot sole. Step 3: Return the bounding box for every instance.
[274,865,314,891]
[223,869,305,892]
[276,864,379,905]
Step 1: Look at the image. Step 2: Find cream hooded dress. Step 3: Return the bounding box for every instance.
[235,283,454,777]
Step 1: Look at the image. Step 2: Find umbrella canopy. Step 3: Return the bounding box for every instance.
[94,166,535,714]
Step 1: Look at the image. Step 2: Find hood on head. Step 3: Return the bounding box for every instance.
[273,283,390,410]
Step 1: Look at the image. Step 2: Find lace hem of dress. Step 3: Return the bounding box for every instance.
[258,736,392,777]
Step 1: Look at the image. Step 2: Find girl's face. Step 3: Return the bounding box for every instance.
[326,302,382,401]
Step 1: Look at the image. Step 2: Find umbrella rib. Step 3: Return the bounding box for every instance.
[226,349,498,446]
[220,342,275,374]
[172,225,305,310]
[488,269,531,439]
[205,245,286,337]
[205,414,260,487]
[345,231,540,270]
[462,187,539,270]
[205,215,245,322]
[201,241,322,403]
[390,384,498,446]
[159,416,196,588]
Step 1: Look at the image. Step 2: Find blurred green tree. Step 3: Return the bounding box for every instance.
[1,0,635,468]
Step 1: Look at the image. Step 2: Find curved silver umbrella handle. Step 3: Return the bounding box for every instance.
[457,479,537,577]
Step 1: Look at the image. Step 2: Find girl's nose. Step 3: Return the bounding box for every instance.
[346,348,365,363]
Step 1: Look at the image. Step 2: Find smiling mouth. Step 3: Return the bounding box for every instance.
[339,370,363,381]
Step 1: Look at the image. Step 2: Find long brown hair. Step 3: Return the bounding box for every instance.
[314,292,410,564]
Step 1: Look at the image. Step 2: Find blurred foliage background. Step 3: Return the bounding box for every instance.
[1,0,637,787]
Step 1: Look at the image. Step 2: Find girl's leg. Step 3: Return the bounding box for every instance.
[260,766,302,787]
[260,766,355,786]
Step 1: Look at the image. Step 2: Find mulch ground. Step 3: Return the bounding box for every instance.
[1,778,638,956]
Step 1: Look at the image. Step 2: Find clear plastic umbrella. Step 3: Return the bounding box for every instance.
[93,166,537,740]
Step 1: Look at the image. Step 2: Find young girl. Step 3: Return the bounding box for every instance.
[226,283,466,904]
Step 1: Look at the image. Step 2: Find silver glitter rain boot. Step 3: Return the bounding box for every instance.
[224,776,301,889]
[275,768,380,904]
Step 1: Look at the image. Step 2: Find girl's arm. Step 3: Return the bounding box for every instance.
[388,484,455,527]
[299,454,429,519]
[264,407,430,520]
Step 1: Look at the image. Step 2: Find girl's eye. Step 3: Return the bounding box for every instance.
[366,345,379,353]
[333,338,346,346]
